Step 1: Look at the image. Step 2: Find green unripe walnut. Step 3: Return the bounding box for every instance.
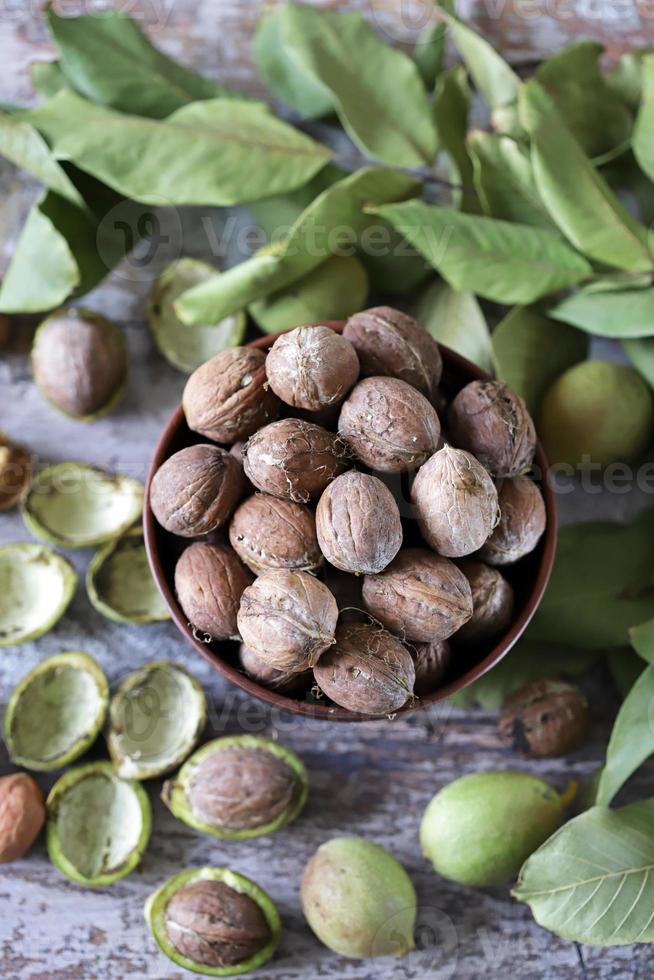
[301,836,416,959]
[539,360,654,468]
[420,771,564,887]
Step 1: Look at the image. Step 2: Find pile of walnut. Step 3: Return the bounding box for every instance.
[150,308,546,716]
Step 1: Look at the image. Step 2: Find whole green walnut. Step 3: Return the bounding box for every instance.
[339,376,441,473]
[499,679,590,758]
[343,306,442,399]
[456,561,514,645]
[150,444,245,537]
[411,446,499,557]
[183,347,280,444]
[316,471,403,574]
[420,771,565,886]
[265,324,360,411]
[175,543,253,641]
[539,360,654,468]
[0,433,32,511]
[31,309,127,421]
[162,735,308,839]
[229,493,322,574]
[480,476,546,566]
[243,418,350,502]
[237,569,338,672]
[362,548,473,643]
[0,773,45,864]
[411,640,451,696]
[448,380,536,478]
[301,837,417,959]
[314,622,415,715]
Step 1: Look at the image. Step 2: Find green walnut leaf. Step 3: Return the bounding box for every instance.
[45,6,233,118]
[607,648,647,699]
[630,619,654,665]
[594,665,654,806]
[634,55,654,183]
[31,60,69,99]
[624,337,654,389]
[25,90,331,206]
[277,4,438,167]
[520,80,653,273]
[492,305,589,414]
[413,6,452,91]
[435,3,520,111]
[467,131,555,230]
[414,280,494,374]
[253,8,335,119]
[433,67,478,213]
[370,199,592,305]
[608,47,654,110]
[450,640,600,711]
[550,284,654,339]
[514,799,654,945]
[0,191,102,313]
[536,41,633,160]
[177,167,421,325]
[249,164,347,239]
[529,509,654,651]
[0,111,84,207]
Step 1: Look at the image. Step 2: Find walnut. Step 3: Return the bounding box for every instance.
[499,679,590,758]
[229,493,322,574]
[362,548,473,642]
[411,445,499,557]
[316,471,403,574]
[338,377,440,473]
[183,347,280,443]
[411,640,451,696]
[448,380,537,478]
[343,306,442,399]
[165,879,271,968]
[314,622,415,715]
[237,570,338,672]
[480,476,546,566]
[243,418,349,502]
[150,444,244,537]
[265,324,359,411]
[239,644,312,695]
[0,773,45,864]
[456,561,514,645]
[0,433,32,511]
[175,542,253,640]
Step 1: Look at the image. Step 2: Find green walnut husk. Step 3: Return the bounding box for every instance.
[86,527,169,625]
[248,253,369,334]
[0,542,77,647]
[31,308,129,423]
[162,735,308,841]
[4,652,109,771]
[301,836,417,959]
[107,661,207,780]
[145,867,282,977]
[23,462,144,548]
[46,760,151,887]
[539,360,654,468]
[420,770,566,887]
[147,258,247,374]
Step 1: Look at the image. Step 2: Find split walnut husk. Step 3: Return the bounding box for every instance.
[162,735,308,841]
[4,652,109,771]
[148,258,247,374]
[86,527,169,625]
[107,662,207,780]
[46,761,151,887]
[145,867,281,977]
[23,462,144,549]
[0,543,77,647]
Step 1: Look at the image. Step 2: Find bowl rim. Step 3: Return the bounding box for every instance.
[144,321,558,722]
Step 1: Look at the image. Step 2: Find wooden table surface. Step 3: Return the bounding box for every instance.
[2,3,654,978]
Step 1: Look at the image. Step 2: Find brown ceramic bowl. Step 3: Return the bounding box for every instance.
[144,321,557,721]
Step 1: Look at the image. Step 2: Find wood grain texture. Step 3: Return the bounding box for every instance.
[1,2,654,977]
